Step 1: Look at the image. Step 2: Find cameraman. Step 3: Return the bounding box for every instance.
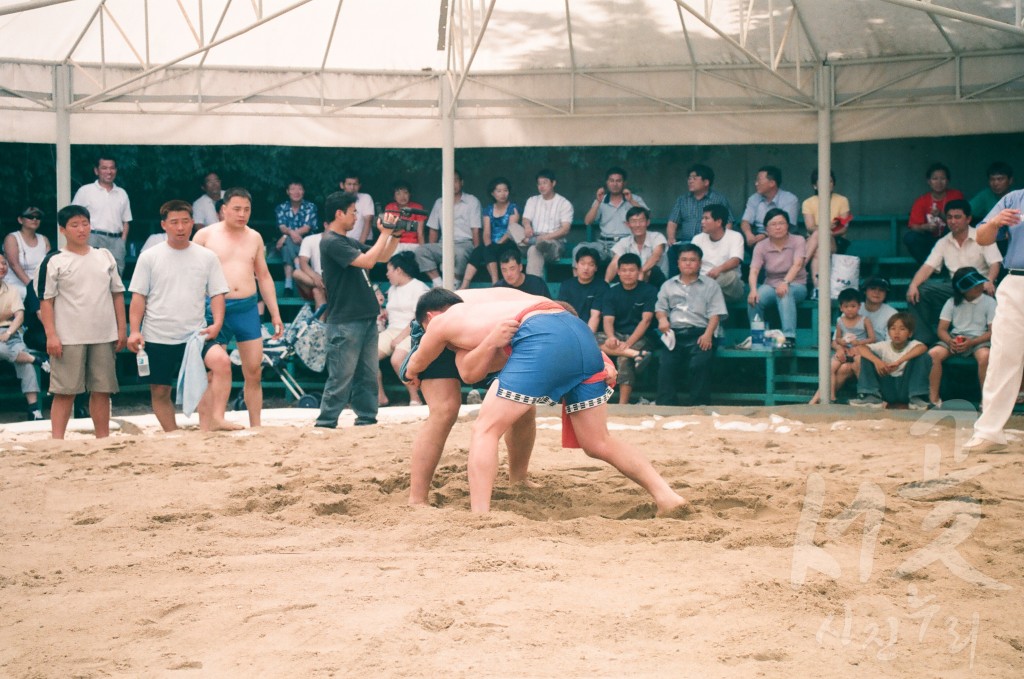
[384,181,427,254]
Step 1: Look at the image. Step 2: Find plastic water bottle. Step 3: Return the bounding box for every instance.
[136,348,150,377]
[750,314,765,348]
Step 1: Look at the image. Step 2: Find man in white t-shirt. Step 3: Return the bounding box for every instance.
[293,232,325,308]
[192,171,224,228]
[689,204,745,302]
[127,200,236,433]
[340,171,376,243]
[605,207,668,288]
[71,156,133,275]
[415,170,483,287]
[507,169,574,278]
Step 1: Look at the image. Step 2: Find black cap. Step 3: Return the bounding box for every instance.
[20,207,43,219]
[862,276,890,291]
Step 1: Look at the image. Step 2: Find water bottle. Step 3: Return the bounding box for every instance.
[750,314,765,348]
[136,348,150,377]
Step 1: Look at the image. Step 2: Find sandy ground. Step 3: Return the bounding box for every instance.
[1,406,1022,678]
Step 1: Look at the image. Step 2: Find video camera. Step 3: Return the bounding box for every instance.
[384,206,429,233]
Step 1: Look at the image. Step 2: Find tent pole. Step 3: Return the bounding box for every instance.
[55,63,72,247]
[440,74,455,289]
[816,63,832,404]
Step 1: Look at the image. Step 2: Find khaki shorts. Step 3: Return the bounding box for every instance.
[378,325,413,357]
[49,342,119,395]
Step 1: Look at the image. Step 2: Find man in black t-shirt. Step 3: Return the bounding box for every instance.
[600,253,657,404]
[493,249,551,298]
[315,192,400,428]
[556,247,609,333]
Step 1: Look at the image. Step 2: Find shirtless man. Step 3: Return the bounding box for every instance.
[193,188,283,427]
[404,287,539,506]
[405,289,688,516]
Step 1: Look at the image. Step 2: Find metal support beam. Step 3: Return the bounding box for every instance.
[816,63,832,404]
[54,64,71,248]
[440,75,455,289]
[877,0,1024,35]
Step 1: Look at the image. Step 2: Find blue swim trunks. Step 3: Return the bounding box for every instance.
[206,294,263,344]
[496,311,612,412]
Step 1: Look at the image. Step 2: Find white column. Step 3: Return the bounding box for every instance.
[440,75,455,288]
[816,64,833,404]
[55,64,72,248]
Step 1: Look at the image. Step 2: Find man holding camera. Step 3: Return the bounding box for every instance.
[314,192,401,428]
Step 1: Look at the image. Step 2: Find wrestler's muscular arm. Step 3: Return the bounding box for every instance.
[251,231,284,340]
[457,319,519,384]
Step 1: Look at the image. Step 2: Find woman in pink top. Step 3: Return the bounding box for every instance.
[747,208,807,348]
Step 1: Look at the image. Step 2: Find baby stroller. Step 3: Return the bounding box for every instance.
[230,304,327,410]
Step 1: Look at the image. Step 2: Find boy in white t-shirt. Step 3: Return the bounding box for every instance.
[40,205,127,439]
[927,268,996,408]
[850,312,932,410]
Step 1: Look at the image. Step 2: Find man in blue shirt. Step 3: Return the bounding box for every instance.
[740,165,799,249]
[274,180,319,296]
[965,189,1024,453]
[665,164,734,276]
[601,253,657,404]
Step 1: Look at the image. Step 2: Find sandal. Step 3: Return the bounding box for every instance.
[634,349,654,372]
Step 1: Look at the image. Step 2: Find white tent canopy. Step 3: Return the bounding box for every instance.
[1,0,1023,403]
[1,0,1022,147]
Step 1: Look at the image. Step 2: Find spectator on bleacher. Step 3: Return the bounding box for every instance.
[665,164,734,277]
[507,169,573,278]
[861,277,897,341]
[71,155,132,276]
[746,208,807,349]
[904,163,965,265]
[127,200,236,432]
[339,170,376,243]
[808,288,876,405]
[690,204,745,303]
[850,312,931,409]
[40,205,127,439]
[970,162,1014,257]
[460,177,519,288]
[605,207,668,288]
[557,246,609,334]
[274,180,320,297]
[654,244,727,406]
[377,252,430,407]
[383,180,426,255]
[905,199,1000,346]
[416,170,482,288]
[0,254,46,420]
[314,193,400,428]
[964,188,1024,453]
[969,162,1014,225]
[802,170,852,298]
[293,232,325,309]
[926,268,995,409]
[193,188,284,428]
[576,166,648,264]
[601,253,657,405]
[494,249,551,298]
[192,171,223,228]
[740,166,799,249]
[3,206,50,301]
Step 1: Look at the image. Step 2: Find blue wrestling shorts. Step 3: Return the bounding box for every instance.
[496,311,612,412]
[206,294,263,345]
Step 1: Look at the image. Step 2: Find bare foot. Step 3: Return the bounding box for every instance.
[656,497,693,519]
[407,499,434,508]
[511,477,543,489]
[201,419,244,432]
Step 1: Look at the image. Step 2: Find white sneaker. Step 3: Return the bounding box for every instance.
[962,437,1007,454]
[908,397,931,411]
